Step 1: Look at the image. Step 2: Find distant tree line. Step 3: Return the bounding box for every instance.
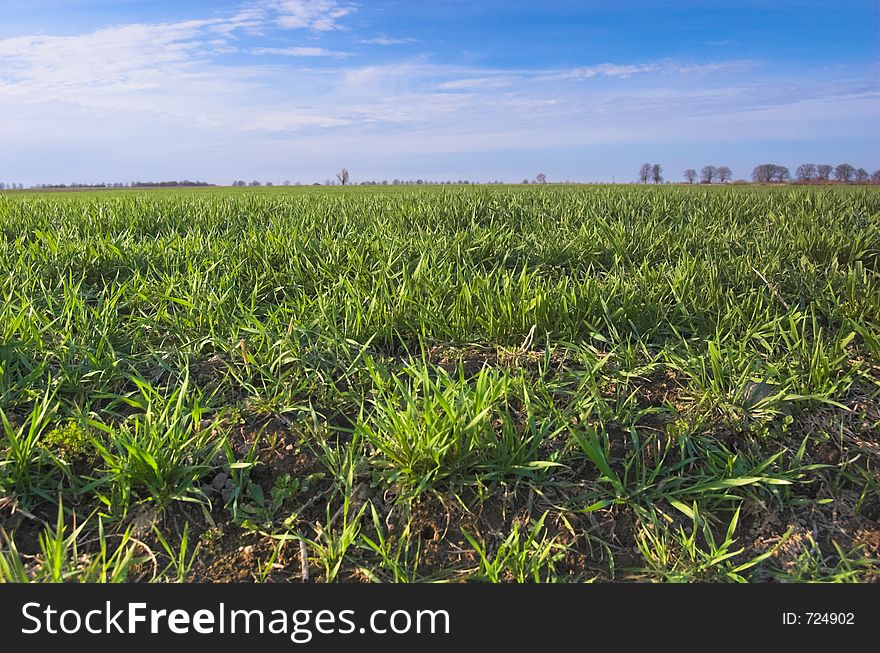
[238,177,485,187]
[357,179,478,186]
[3,180,214,190]
[29,183,121,189]
[751,163,879,184]
[647,164,734,184]
[639,162,880,185]
[130,180,212,188]
[385,179,475,185]
[232,170,553,187]
[679,166,734,184]
[9,163,880,192]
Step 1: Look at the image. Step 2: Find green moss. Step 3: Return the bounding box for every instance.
[40,422,96,462]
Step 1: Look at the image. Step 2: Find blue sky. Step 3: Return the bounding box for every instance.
[1,0,878,185]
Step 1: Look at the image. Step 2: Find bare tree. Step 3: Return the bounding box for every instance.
[700,165,718,184]
[683,169,697,184]
[834,163,855,183]
[795,163,817,183]
[816,164,833,182]
[336,168,350,186]
[752,164,790,183]
[639,163,651,184]
[651,164,663,184]
[855,168,869,183]
[535,172,547,184]
[717,166,732,183]
[872,169,880,184]
[751,165,771,183]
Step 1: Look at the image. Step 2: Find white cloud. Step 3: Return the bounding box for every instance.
[262,0,356,31]
[435,77,516,90]
[248,111,353,130]
[552,63,659,80]
[0,20,217,98]
[251,46,348,57]
[547,60,757,81]
[670,60,757,75]
[209,7,266,35]
[360,35,419,46]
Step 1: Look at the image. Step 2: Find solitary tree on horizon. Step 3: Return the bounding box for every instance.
[535,172,547,184]
[683,169,697,184]
[336,168,350,186]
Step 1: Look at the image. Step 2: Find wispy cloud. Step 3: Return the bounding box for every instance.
[0,15,868,139]
[251,46,348,57]
[545,60,757,81]
[435,77,517,90]
[550,63,660,80]
[0,20,227,99]
[261,0,356,31]
[671,60,757,75]
[360,35,419,46]
[247,111,353,130]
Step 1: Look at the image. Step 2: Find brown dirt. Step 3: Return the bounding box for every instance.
[425,344,575,377]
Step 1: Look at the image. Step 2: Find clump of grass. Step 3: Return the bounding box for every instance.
[0,504,145,583]
[0,391,59,507]
[89,374,224,515]
[357,359,560,497]
[462,512,568,582]
[633,507,777,582]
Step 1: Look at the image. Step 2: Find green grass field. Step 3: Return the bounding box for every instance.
[1,184,878,582]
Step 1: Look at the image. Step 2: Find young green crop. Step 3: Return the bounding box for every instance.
[1,184,877,583]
